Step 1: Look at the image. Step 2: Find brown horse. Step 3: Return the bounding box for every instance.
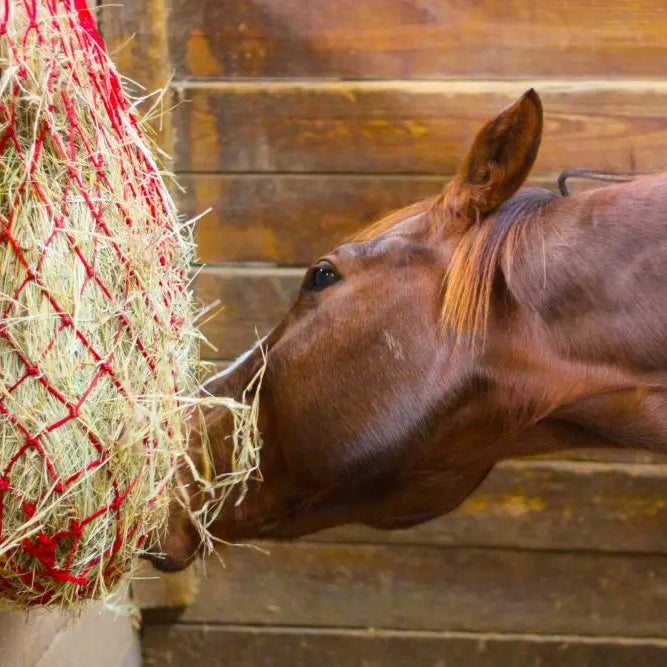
[151,89,667,572]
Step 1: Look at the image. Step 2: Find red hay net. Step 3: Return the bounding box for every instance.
[0,0,191,606]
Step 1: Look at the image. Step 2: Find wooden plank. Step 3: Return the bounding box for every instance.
[99,0,171,150]
[172,81,667,174]
[143,625,667,667]
[148,542,667,637]
[168,0,667,80]
[194,266,302,360]
[132,562,200,610]
[312,460,667,554]
[183,174,561,265]
[100,0,169,94]
[186,174,442,265]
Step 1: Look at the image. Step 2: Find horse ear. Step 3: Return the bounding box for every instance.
[445,89,543,225]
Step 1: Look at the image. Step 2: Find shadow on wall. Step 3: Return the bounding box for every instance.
[0,602,139,667]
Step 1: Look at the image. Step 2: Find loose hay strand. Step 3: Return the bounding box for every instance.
[0,1,261,609]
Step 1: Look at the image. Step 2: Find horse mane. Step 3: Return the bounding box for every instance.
[351,186,558,345]
[441,187,558,344]
[351,169,644,345]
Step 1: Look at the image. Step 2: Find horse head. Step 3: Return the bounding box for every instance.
[152,89,667,571]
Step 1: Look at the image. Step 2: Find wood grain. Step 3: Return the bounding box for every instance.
[99,0,172,150]
[131,562,200,610]
[143,625,667,667]
[147,542,667,636]
[185,174,443,265]
[100,0,169,93]
[194,266,302,360]
[168,0,667,80]
[172,81,667,174]
[183,174,562,265]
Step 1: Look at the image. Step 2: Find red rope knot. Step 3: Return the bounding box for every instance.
[22,501,36,519]
[68,519,83,537]
[0,477,9,492]
[25,363,40,377]
[21,532,59,568]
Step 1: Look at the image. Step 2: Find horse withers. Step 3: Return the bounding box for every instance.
[151,89,667,572]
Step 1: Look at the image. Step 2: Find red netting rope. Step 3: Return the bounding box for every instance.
[0,0,186,604]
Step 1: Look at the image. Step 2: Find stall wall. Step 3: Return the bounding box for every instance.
[102,2,667,665]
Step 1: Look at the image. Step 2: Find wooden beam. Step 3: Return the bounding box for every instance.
[146,542,667,636]
[171,81,667,174]
[194,266,302,360]
[143,625,667,667]
[167,0,667,80]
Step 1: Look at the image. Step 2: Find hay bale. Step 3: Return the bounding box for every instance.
[0,0,258,608]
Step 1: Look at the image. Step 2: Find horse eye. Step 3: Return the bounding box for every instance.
[306,264,340,291]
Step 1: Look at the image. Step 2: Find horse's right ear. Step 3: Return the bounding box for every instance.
[443,89,543,228]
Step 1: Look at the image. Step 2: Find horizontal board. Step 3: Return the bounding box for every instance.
[185,174,443,265]
[131,563,200,610]
[194,267,302,359]
[142,625,667,667]
[172,81,667,173]
[100,0,171,149]
[312,460,667,553]
[183,174,561,265]
[168,0,667,80]
[148,542,667,636]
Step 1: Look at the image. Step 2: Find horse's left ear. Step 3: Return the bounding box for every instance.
[444,89,543,225]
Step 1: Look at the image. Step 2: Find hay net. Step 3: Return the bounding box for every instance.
[0,0,201,607]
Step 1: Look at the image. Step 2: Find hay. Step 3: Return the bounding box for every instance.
[0,1,261,608]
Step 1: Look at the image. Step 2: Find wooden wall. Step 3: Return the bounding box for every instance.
[101,1,667,665]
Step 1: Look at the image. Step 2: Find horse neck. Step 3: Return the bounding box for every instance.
[507,173,667,369]
[499,173,667,454]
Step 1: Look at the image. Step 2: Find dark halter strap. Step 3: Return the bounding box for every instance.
[557,168,640,197]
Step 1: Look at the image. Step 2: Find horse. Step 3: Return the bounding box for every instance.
[149,89,667,572]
